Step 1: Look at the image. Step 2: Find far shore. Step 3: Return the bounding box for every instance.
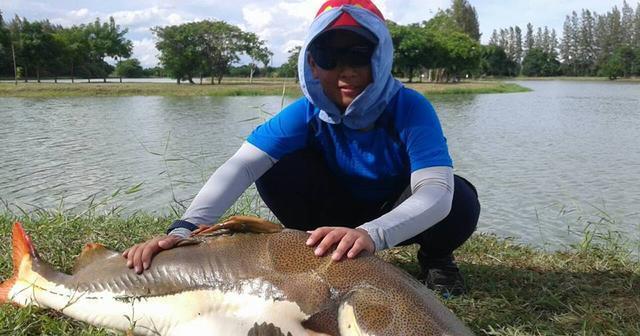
[0,79,530,98]
[504,76,640,82]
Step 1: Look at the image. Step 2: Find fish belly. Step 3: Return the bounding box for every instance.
[8,264,314,335]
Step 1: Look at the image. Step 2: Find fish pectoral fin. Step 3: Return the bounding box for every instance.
[72,243,120,274]
[338,287,395,336]
[192,216,283,236]
[302,305,340,336]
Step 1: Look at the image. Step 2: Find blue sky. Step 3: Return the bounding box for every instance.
[2,0,632,67]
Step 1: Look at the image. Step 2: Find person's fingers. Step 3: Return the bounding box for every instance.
[140,241,162,271]
[314,229,344,257]
[158,235,181,249]
[332,232,358,261]
[132,240,156,274]
[305,227,332,246]
[347,239,368,259]
[125,244,140,268]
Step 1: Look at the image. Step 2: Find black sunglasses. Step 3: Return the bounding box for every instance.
[310,45,374,70]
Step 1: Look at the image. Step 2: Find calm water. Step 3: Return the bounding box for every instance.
[1,81,638,250]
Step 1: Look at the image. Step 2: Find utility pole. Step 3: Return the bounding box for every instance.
[11,42,17,85]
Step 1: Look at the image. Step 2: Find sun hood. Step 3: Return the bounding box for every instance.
[297,5,403,130]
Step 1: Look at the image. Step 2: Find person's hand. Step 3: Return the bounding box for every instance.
[305,227,375,261]
[122,235,182,274]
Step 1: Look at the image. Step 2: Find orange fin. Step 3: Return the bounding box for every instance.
[1,222,37,304]
[72,243,120,274]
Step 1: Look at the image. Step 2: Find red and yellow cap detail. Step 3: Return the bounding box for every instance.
[315,0,385,29]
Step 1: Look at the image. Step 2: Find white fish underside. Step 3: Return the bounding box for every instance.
[8,259,344,336]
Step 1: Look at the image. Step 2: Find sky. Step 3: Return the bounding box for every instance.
[2,0,633,67]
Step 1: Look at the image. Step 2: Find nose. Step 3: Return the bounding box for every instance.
[337,64,358,78]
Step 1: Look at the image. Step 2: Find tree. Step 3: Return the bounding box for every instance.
[634,3,640,50]
[480,45,518,76]
[389,22,440,82]
[423,10,462,35]
[53,26,88,82]
[609,6,623,48]
[243,32,272,83]
[0,11,11,75]
[450,0,480,41]
[599,49,625,79]
[278,46,300,81]
[154,20,272,84]
[525,23,534,55]
[487,25,522,74]
[194,20,253,84]
[16,19,60,82]
[514,26,523,65]
[522,48,560,76]
[84,17,132,82]
[488,29,499,45]
[578,9,597,75]
[560,13,577,72]
[436,31,481,81]
[621,0,635,47]
[114,58,144,78]
[153,23,201,84]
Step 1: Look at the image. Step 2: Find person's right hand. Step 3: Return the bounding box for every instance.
[122,235,182,274]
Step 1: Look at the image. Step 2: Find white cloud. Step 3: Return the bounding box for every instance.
[70,8,90,18]
[278,0,324,22]
[282,39,303,53]
[109,6,189,27]
[167,13,184,25]
[132,38,159,68]
[242,5,273,30]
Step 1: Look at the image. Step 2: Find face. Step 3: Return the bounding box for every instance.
[309,30,374,111]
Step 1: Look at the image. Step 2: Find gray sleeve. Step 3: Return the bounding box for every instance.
[180,142,276,225]
[357,166,454,251]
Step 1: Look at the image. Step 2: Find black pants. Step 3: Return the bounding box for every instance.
[256,149,480,262]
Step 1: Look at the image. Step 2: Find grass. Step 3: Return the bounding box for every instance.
[405,81,530,95]
[513,76,640,82]
[0,79,530,98]
[0,204,638,335]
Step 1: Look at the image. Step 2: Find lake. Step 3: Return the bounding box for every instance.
[1,80,638,251]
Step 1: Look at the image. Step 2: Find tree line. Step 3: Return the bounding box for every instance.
[2,1,639,83]
[488,1,640,78]
[0,13,133,82]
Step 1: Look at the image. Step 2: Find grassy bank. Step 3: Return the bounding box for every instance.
[406,81,530,95]
[0,80,529,98]
[0,210,637,335]
[513,76,640,82]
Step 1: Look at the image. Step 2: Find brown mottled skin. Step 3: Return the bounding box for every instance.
[34,217,473,336]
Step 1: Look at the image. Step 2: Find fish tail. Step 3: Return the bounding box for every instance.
[0,222,37,304]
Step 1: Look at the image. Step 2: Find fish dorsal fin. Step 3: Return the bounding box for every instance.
[72,243,120,274]
[192,216,283,237]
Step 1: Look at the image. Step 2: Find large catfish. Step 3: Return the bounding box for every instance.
[0,216,473,335]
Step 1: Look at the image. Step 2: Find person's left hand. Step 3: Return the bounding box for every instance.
[305,227,375,261]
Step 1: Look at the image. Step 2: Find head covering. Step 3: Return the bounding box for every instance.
[315,0,384,44]
[298,0,403,130]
